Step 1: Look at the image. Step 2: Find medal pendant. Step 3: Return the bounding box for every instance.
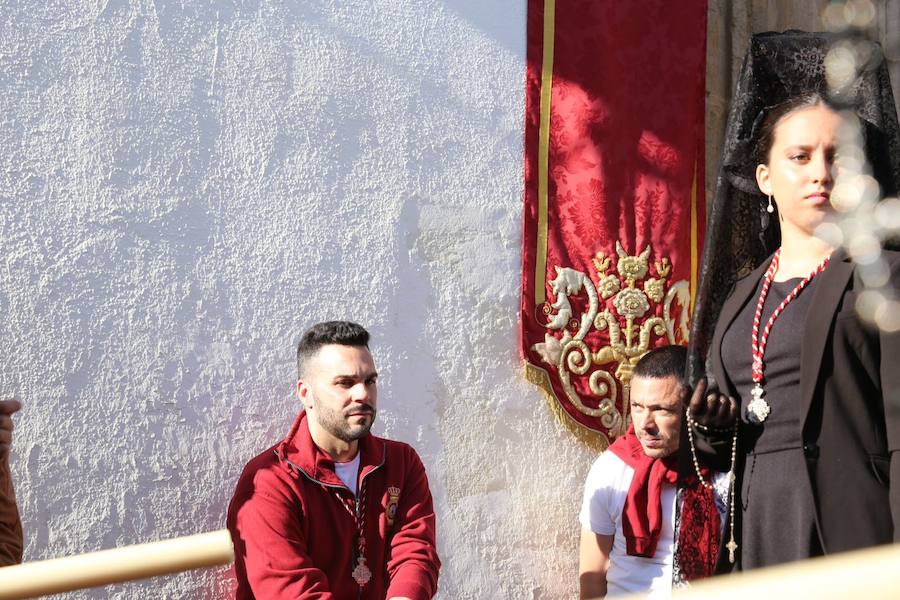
[747,383,770,424]
[352,557,372,586]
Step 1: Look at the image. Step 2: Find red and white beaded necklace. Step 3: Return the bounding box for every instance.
[746,248,831,424]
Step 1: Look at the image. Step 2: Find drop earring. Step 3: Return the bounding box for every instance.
[766,195,774,213]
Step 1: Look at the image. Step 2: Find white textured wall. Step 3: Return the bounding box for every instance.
[1,1,593,598]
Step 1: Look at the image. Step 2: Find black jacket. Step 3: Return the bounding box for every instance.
[697,248,900,569]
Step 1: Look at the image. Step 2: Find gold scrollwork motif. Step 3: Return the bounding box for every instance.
[531,242,690,438]
[560,340,618,421]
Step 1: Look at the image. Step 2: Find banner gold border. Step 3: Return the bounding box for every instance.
[534,0,555,306]
[524,362,610,453]
[690,158,699,314]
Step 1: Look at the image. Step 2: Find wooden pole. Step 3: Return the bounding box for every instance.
[617,543,900,600]
[0,529,233,599]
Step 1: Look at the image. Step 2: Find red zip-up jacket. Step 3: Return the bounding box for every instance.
[227,412,440,599]
[0,459,22,566]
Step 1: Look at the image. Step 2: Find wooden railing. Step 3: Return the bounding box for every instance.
[0,529,233,599]
[622,543,900,599]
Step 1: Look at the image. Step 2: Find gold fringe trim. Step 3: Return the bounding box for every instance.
[524,362,611,454]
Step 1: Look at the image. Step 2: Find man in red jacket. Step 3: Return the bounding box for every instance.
[0,398,22,567]
[228,321,440,599]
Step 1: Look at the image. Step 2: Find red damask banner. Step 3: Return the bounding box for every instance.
[521,0,708,451]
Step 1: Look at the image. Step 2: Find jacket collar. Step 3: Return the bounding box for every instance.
[276,411,386,489]
[711,247,853,428]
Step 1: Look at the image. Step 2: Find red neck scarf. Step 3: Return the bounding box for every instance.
[608,426,720,579]
[608,426,678,557]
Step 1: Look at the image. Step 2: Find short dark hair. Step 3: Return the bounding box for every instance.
[633,345,686,380]
[296,321,370,378]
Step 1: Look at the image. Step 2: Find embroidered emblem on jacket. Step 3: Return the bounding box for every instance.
[385,486,401,528]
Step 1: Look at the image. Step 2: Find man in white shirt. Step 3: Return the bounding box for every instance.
[578,346,726,598]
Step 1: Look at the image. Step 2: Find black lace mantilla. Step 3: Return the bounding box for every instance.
[686,30,900,384]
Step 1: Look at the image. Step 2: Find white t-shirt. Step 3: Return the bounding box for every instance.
[580,451,730,597]
[334,453,360,496]
[579,450,677,598]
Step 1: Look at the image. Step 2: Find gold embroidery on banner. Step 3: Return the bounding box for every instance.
[524,362,611,453]
[531,242,691,439]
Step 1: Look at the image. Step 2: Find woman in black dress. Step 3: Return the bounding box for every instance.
[684,31,900,571]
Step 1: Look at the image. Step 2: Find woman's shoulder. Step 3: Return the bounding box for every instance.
[880,248,900,264]
[883,249,900,284]
[849,248,900,276]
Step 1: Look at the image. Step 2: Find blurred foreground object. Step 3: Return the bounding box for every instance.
[621,542,900,599]
[818,3,900,332]
[0,529,233,599]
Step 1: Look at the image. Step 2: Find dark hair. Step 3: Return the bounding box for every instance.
[633,345,686,380]
[756,93,828,165]
[296,321,370,378]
